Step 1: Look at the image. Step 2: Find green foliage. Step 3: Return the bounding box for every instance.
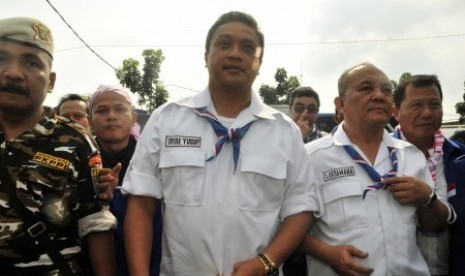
[116,58,142,93]
[258,84,278,104]
[116,49,168,112]
[391,72,411,91]
[258,68,300,105]
[399,72,412,84]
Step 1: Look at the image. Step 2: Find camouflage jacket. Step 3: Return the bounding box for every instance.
[0,113,116,269]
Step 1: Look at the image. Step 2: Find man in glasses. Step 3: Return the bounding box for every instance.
[55,93,90,130]
[288,86,327,143]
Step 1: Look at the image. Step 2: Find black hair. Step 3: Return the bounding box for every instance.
[55,93,89,115]
[288,86,320,107]
[205,11,264,61]
[393,74,443,108]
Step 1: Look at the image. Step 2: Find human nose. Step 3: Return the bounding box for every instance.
[371,86,387,101]
[419,105,434,118]
[1,60,24,81]
[227,44,242,59]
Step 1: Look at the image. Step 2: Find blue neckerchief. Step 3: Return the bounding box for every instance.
[194,107,254,172]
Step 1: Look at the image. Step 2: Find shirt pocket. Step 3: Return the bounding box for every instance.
[17,163,71,225]
[238,155,286,212]
[320,179,368,231]
[18,162,69,193]
[159,148,206,206]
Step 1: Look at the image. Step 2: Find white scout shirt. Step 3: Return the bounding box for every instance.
[122,89,318,276]
[305,124,431,276]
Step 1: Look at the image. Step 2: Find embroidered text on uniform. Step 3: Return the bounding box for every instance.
[323,166,355,181]
[165,136,201,147]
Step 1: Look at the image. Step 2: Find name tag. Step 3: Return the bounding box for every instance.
[323,166,355,181]
[165,135,201,147]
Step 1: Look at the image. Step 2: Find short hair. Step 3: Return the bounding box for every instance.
[337,62,378,96]
[205,11,265,61]
[288,86,320,107]
[393,74,443,108]
[55,93,89,115]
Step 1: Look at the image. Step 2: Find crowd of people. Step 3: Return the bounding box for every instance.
[1,10,464,276]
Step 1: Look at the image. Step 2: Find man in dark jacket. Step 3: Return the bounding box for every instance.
[393,74,465,276]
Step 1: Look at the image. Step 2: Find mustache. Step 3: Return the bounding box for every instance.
[0,82,29,95]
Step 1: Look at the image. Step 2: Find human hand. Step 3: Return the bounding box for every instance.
[295,109,311,138]
[383,176,432,206]
[231,257,266,276]
[97,163,122,202]
[324,245,373,276]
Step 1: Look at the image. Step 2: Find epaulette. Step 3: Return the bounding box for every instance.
[305,135,334,155]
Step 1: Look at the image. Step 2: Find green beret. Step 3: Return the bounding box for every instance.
[0,17,54,59]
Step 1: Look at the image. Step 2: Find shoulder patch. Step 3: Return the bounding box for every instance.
[33,152,70,171]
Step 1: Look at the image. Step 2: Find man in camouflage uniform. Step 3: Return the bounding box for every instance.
[0,17,117,275]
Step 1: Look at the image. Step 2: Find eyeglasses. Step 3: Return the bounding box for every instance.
[292,104,319,114]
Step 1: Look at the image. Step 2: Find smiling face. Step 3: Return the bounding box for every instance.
[90,91,136,151]
[0,40,55,117]
[394,84,443,143]
[205,21,262,93]
[336,64,393,131]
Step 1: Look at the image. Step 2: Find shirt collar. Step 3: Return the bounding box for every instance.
[176,87,276,121]
[333,122,400,149]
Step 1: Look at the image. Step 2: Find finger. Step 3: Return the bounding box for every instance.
[112,162,122,177]
[98,173,115,183]
[342,262,373,276]
[98,167,112,175]
[97,183,113,200]
[297,109,308,122]
[349,264,374,275]
[347,246,369,259]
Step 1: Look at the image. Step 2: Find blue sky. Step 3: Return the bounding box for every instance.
[2,0,465,121]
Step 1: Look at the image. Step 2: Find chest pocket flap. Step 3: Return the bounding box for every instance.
[239,154,286,212]
[159,149,206,206]
[322,179,363,204]
[241,155,287,180]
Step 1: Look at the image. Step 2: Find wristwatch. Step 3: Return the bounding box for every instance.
[423,190,437,207]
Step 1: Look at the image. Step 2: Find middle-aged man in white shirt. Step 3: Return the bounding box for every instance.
[392,74,463,276]
[122,11,317,276]
[300,62,450,276]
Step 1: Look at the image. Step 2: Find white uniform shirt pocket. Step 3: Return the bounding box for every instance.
[239,155,286,212]
[159,148,206,206]
[320,179,369,231]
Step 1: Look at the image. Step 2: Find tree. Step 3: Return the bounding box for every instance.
[116,49,168,112]
[258,68,300,105]
[455,81,465,124]
[391,72,412,91]
[258,84,278,104]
